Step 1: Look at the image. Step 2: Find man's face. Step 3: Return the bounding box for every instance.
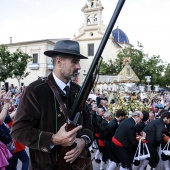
[149,112,155,121]
[164,118,170,125]
[59,56,81,82]
[120,116,126,122]
[154,108,159,113]
[92,105,98,111]
[136,114,143,124]
[103,101,108,107]
[99,109,105,116]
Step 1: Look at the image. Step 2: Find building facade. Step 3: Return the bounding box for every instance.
[5,0,130,87]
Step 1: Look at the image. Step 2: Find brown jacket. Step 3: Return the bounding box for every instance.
[11,73,93,170]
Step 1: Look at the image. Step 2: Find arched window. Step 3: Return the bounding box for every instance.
[94,15,97,24]
[87,16,91,25]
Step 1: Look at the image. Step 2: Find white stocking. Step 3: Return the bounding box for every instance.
[99,152,103,161]
[94,149,100,159]
[119,166,129,170]
[163,160,170,170]
[93,140,98,148]
[105,160,109,170]
[89,144,92,151]
[100,160,105,170]
[108,161,117,170]
[139,160,149,170]
[132,164,139,170]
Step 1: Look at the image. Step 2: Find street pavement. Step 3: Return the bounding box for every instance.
[17,147,100,170]
[17,147,101,170]
[17,147,164,170]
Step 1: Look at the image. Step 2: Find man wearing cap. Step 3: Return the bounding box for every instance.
[11,40,93,170]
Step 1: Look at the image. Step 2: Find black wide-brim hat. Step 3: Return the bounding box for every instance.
[44,40,87,59]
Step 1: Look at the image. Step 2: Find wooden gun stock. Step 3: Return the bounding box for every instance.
[56,112,80,170]
[56,122,77,170]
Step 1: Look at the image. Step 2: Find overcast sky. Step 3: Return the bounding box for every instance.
[0,0,170,62]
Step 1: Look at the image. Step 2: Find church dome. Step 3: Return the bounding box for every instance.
[112,27,129,44]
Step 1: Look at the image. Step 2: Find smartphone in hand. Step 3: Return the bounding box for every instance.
[5,82,9,92]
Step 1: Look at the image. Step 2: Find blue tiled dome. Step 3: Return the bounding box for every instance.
[112,28,129,44]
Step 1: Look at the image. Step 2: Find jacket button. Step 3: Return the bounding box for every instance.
[41,147,48,152]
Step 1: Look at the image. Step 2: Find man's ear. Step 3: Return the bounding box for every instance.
[56,57,63,67]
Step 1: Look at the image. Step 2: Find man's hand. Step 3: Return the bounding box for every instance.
[163,135,170,142]
[3,91,11,104]
[64,138,85,163]
[0,90,6,101]
[140,131,146,139]
[52,123,82,146]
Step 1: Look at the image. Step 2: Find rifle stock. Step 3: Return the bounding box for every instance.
[56,123,77,170]
[57,0,126,169]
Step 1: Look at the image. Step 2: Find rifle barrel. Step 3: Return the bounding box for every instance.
[71,0,126,119]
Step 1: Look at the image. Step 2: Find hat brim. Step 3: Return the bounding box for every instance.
[44,50,87,59]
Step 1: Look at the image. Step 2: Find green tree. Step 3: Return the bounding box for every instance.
[100,42,166,85]
[0,44,14,82]
[11,49,32,87]
[142,54,164,85]
[162,63,170,88]
[0,44,32,85]
[100,59,117,75]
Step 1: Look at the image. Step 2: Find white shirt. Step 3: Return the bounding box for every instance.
[52,72,70,94]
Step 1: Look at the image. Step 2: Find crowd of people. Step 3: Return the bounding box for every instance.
[87,91,170,170]
[0,85,29,170]
[1,39,170,170]
[1,87,170,170]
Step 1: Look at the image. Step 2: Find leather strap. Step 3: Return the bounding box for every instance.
[47,77,69,122]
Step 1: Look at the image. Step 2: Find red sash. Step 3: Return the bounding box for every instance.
[112,136,123,147]
[95,133,99,138]
[98,139,105,147]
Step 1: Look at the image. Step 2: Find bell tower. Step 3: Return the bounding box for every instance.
[74,0,121,86]
[74,0,106,40]
[82,0,103,28]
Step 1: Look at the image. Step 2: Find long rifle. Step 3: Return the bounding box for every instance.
[58,1,126,169]
[70,0,126,120]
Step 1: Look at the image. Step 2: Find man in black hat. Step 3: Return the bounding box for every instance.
[11,40,93,170]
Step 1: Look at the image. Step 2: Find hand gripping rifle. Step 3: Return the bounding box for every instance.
[57,0,126,169]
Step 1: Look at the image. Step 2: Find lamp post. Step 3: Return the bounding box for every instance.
[145,76,151,91]
[145,76,152,106]
[154,85,159,92]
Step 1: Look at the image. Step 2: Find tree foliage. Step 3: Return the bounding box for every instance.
[100,42,166,86]
[0,44,32,84]
[100,59,117,75]
[0,45,14,82]
[162,64,170,88]
[11,49,32,85]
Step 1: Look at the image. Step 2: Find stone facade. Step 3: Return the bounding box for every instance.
[4,0,129,87]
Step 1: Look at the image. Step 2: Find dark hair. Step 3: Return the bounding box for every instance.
[110,99,115,104]
[159,109,167,117]
[149,110,155,115]
[115,109,126,117]
[142,110,149,122]
[87,98,92,102]
[161,111,170,119]
[91,100,96,103]
[52,54,68,66]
